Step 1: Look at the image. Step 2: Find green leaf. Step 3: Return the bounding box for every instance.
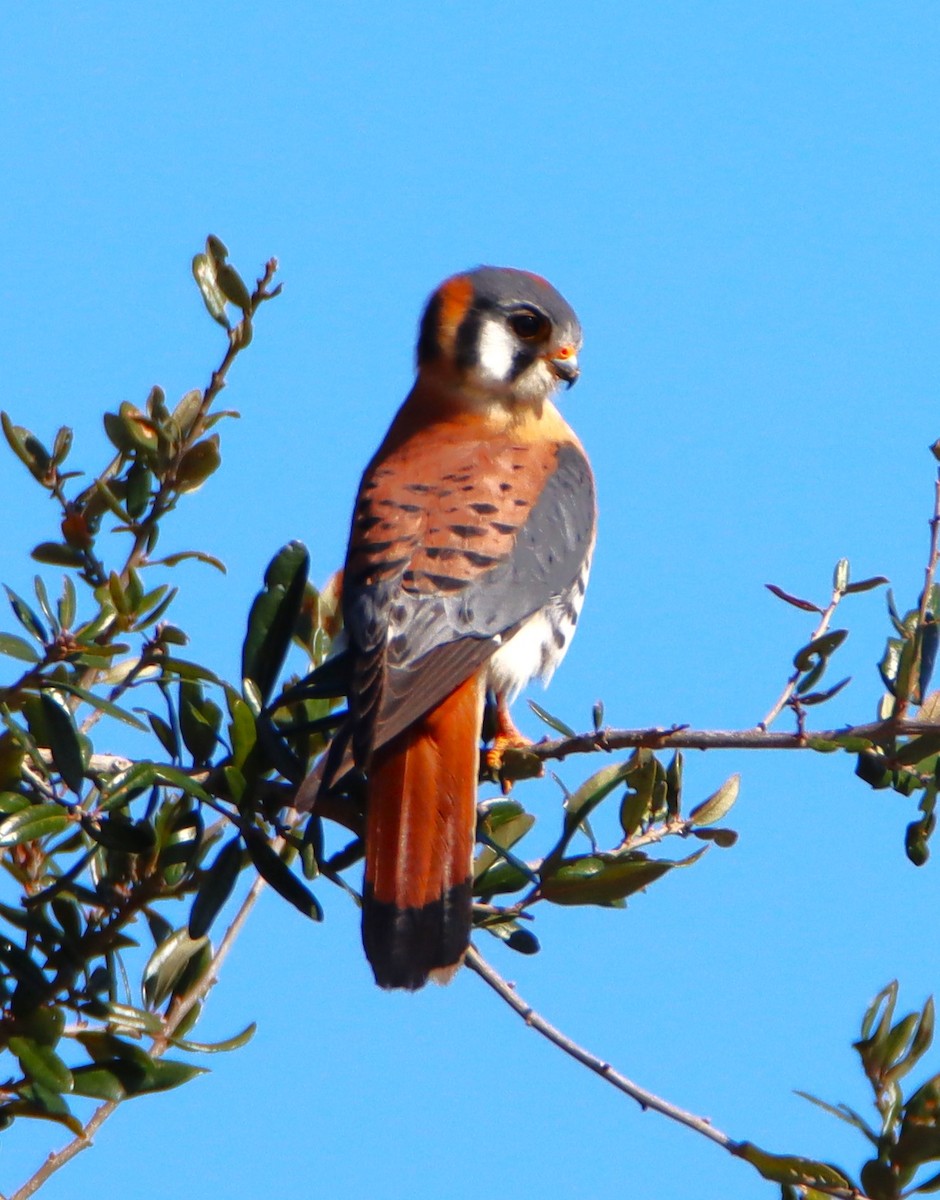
[793,629,848,671]
[154,549,227,573]
[541,847,705,906]
[193,251,231,328]
[4,585,47,643]
[69,1062,133,1101]
[734,1143,852,1190]
[559,763,633,849]
[765,583,822,614]
[133,1059,207,1094]
[46,678,148,731]
[82,814,156,854]
[244,828,322,920]
[38,692,84,793]
[895,734,940,767]
[9,1083,81,1134]
[527,699,576,738]
[216,262,252,311]
[150,763,212,804]
[189,836,244,938]
[0,937,51,997]
[31,541,86,568]
[793,1089,878,1141]
[844,575,889,595]
[241,541,310,704]
[832,558,850,592]
[175,436,221,493]
[0,415,52,484]
[8,1036,73,1094]
[0,804,72,848]
[691,827,738,848]
[178,679,221,765]
[142,928,209,1009]
[688,774,740,826]
[0,632,41,663]
[170,1021,257,1054]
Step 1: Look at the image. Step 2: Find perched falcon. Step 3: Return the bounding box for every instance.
[312,266,595,989]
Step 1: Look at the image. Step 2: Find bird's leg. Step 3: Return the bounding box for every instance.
[484,693,542,794]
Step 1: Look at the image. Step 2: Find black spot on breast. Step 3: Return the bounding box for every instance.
[449,523,486,539]
[469,502,498,515]
[420,572,469,592]
[459,550,499,568]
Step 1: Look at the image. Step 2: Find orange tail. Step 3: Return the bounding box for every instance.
[362,675,483,990]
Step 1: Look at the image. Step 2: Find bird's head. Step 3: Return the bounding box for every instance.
[416,266,581,407]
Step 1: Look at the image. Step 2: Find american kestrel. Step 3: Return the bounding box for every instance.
[310,266,596,989]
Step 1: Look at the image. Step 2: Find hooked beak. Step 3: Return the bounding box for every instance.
[546,346,580,388]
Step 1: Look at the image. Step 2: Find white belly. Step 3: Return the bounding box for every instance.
[486,554,591,699]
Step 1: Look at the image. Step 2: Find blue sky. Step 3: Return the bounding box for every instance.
[1,4,938,1197]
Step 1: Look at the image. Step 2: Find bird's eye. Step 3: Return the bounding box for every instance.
[508,309,549,340]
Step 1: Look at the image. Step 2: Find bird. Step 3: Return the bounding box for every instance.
[307,266,596,990]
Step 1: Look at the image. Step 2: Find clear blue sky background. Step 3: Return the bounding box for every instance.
[1,4,938,1197]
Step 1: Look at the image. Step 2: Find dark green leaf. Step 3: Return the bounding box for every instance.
[244,828,322,920]
[124,460,152,519]
[70,1062,133,1101]
[856,750,891,789]
[8,1036,73,1093]
[31,541,86,568]
[793,629,848,671]
[241,541,310,704]
[0,937,50,997]
[179,680,221,765]
[9,1083,81,1133]
[765,583,822,613]
[797,677,851,705]
[82,814,156,854]
[189,837,244,938]
[133,1059,207,1094]
[844,575,889,595]
[38,692,84,793]
[146,712,179,759]
[692,827,739,848]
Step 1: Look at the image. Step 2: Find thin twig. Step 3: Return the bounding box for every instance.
[465,945,735,1149]
[759,579,846,730]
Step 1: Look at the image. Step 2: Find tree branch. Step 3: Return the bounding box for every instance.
[527,718,932,763]
[465,945,735,1149]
